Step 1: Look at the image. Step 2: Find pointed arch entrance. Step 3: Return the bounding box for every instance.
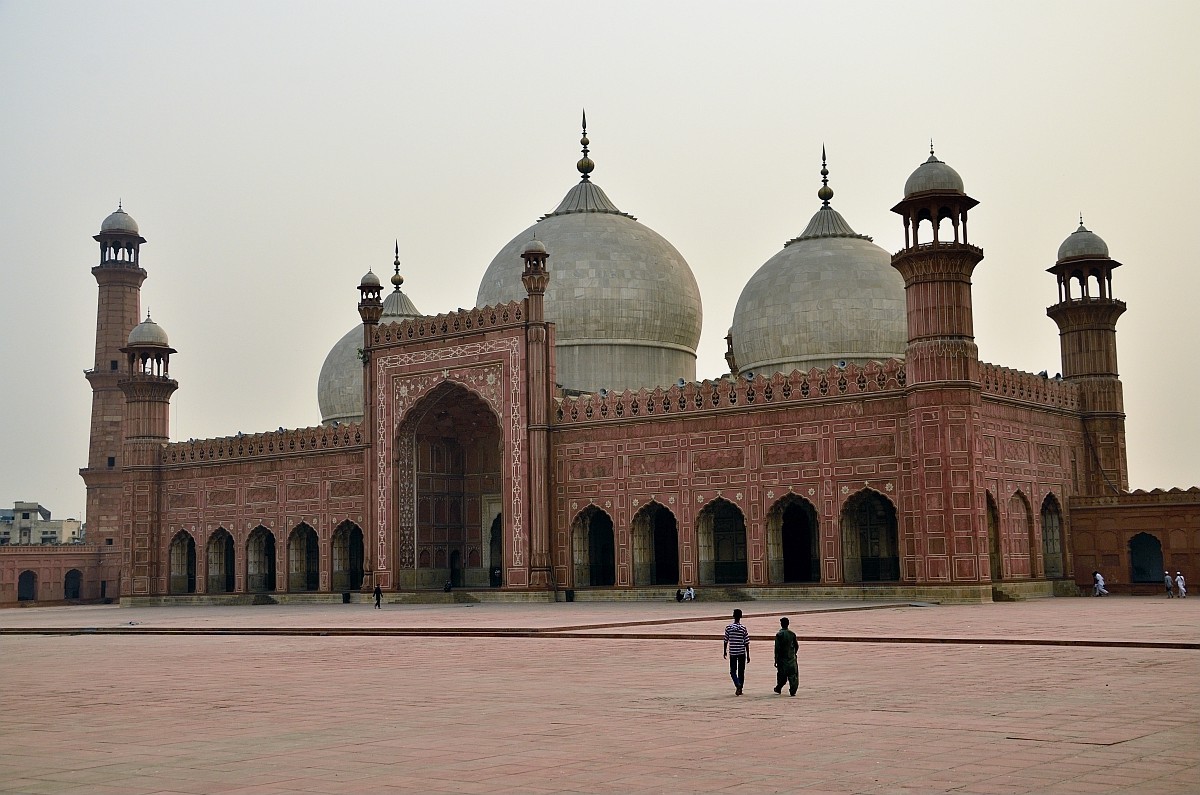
[1041,495,1064,579]
[247,526,276,593]
[1129,532,1164,583]
[1009,492,1034,578]
[207,528,236,593]
[697,498,747,585]
[572,505,616,586]
[17,570,36,601]
[168,530,197,594]
[400,382,503,589]
[331,521,364,591]
[287,524,320,592]
[766,495,819,583]
[841,490,899,583]
[631,502,679,586]
[64,569,83,600]
[488,512,504,586]
[986,492,1002,581]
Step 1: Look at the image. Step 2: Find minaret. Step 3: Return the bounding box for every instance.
[1047,219,1128,493]
[81,204,147,547]
[890,146,989,588]
[521,236,554,589]
[118,313,178,596]
[357,265,384,587]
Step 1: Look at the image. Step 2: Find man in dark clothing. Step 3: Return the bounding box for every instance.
[773,616,799,696]
[373,584,382,609]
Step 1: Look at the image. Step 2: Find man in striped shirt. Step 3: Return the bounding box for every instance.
[723,608,750,695]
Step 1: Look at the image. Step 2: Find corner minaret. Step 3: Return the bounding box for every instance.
[118,313,178,596]
[81,204,147,547]
[521,236,554,589]
[1047,219,1128,493]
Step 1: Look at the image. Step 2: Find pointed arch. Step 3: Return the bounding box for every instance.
[986,491,1002,582]
[168,530,197,594]
[206,528,236,593]
[631,501,679,586]
[766,494,819,584]
[488,512,504,586]
[17,570,37,601]
[331,521,365,591]
[64,569,83,600]
[1009,491,1035,578]
[1129,532,1164,583]
[841,489,898,583]
[288,523,320,592]
[696,498,747,585]
[247,525,277,593]
[1040,494,1065,579]
[571,505,615,587]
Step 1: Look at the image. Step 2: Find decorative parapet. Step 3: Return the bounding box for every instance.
[1071,486,1200,508]
[372,301,525,347]
[979,362,1079,410]
[555,359,906,425]
[162,423,366,466]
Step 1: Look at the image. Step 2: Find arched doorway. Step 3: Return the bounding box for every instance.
[207,528,236,593]
[488,513,503,586]
[169,531,197,595]
[288,524,320,592]
[331,521,365,591]
[1009,492,1035,578]
[17,570,36,601]
[767,496,819,583]
[1129,532,1164,583]
[841,490,899,583]
[697,498,747,585]
[247,526,277,593]
[64,569,83,600]
[400,382,503,589]
[572,506,616,586]
[986,492,1002,581]
[1041,495,1064,579]
[631,502,679,586]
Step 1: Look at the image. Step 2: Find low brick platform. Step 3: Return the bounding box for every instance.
[2,597,1197,794]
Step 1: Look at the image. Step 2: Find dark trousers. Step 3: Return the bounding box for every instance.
[776,663,798,695]
[728,654,746,688]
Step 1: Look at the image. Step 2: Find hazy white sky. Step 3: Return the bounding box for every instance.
[2,1,1197,521]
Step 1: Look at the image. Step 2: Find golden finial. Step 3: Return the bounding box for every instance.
[818,145,833,206]
[391,240,404,288]
[577,109,594,181]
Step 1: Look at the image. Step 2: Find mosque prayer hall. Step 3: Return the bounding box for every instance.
[3,122,1198,606]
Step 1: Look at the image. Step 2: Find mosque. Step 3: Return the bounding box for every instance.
[3,123,1197,605]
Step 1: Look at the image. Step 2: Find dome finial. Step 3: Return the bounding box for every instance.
[391,240,404,289]
[1079,212,1085,229]
[817,145,833,207]
[577,109,594,182]
[930,139,935,156]
[118,198,123,211]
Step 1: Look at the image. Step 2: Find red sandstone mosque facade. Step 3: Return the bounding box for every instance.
[3,137,1197,605]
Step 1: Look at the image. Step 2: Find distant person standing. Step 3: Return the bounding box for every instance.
[1165,571,1176,598]
[772,617,799,697]
[1093,571,1109,596]
[1176,571,1187,598]
[373,583,382,609]
[723,609,750,695]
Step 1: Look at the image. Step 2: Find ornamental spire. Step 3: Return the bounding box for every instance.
[391,239,404,289]
[818,145,833,207]
[577,109,594,182]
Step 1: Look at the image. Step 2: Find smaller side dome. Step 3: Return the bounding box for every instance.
[359,270,381,288]
[904,149,965,197]
[128,314,169,347]
[523,237,548,256]
[1057,221,1109,261]
[101,206,139,235]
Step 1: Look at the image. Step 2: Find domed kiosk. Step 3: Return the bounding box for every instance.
[730,152,906,376]
[476,118,702,393]
[318,251,421,426]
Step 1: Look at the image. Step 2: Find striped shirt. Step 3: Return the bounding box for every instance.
[724,622,749,656]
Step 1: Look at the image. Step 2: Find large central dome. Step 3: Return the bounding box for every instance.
[731,154,906,375]
[476,123,702,393]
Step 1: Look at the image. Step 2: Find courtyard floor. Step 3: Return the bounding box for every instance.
[1,595,1197,794]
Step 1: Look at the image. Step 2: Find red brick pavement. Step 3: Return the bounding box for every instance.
[1,596,1197,794]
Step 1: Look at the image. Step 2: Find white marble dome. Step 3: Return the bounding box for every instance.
[903,151,965,197]
[731,175,906,376]
[1057,222,1109,261]
[477,177,702,393]
[101,206,139,235]
[317,275,421,426]
[128,315,170,347]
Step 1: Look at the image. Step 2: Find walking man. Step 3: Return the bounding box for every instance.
[373,583,382,609]
[1166,571,1176,598]
[723,608,750,695]
[1092,571,1109,596]
[1176,571,1187,598]
[773,616,799,697]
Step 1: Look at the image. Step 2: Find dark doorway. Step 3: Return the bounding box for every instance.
[1129,532,1164,583]
[289,524,320,592]
[489,514,503,586]
[332,522,364,591]
[17,570,36,601]
[588,512,616,586]
[1041,495,1064,579]
[450,550,463,588]
[841,490,899,583]
[652,510,679,585]
[64,569,83,600]
[208,529,236,593]
[169,532,197,594]
[987,493,1002,582]
[781,501,819,582]
[247,526,277,592]
[698,499,747,585]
